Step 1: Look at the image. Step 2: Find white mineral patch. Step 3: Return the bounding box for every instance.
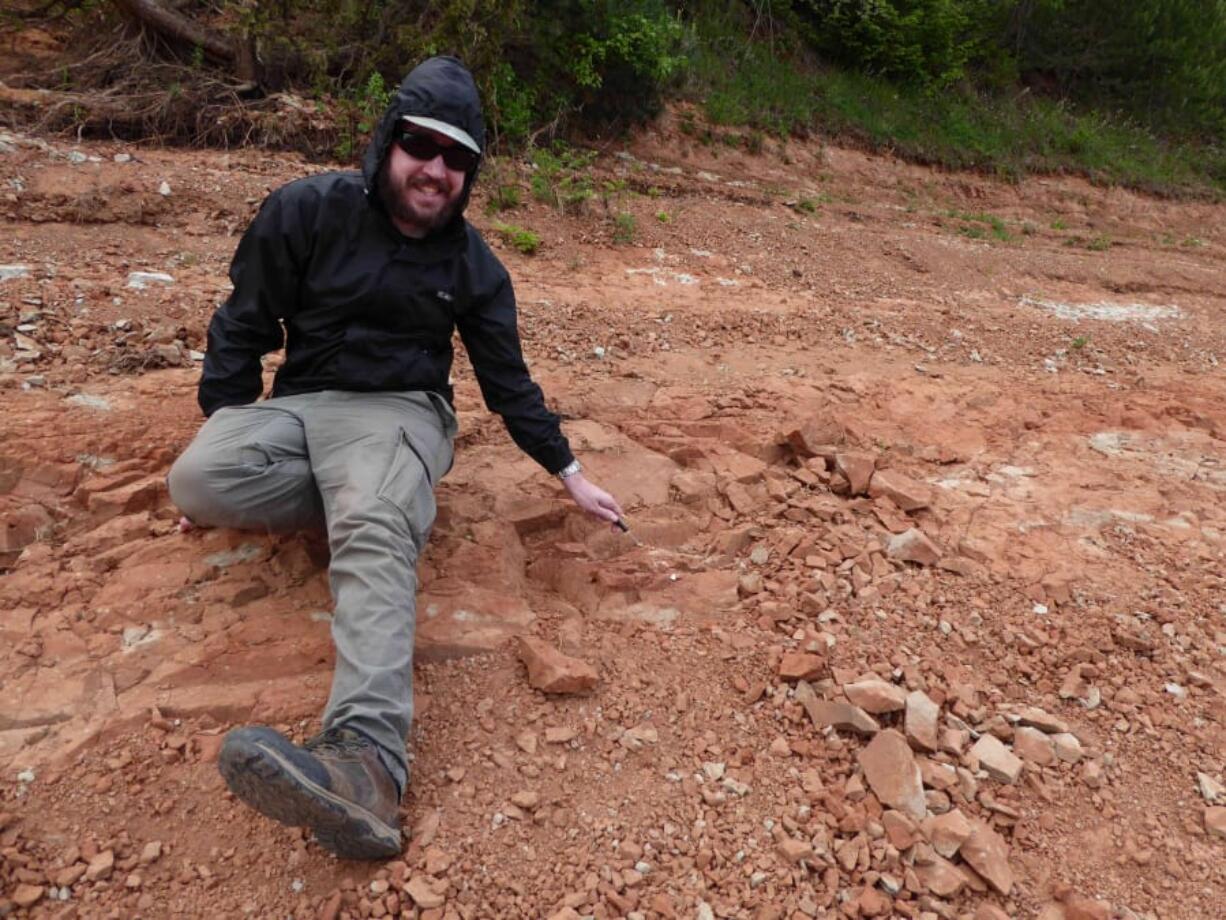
[65,394,113,411]
[1021,295,1182,323]
[127,271,174,289]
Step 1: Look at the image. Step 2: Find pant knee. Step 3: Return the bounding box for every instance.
[167,447,219,522]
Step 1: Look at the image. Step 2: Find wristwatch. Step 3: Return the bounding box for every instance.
[556,459,582,480]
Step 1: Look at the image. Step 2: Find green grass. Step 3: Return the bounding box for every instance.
[683,32,1226,199]
[947,210,1011,242]
[612,212,636,243]
[486,183,521,214]
[493,222,541,255]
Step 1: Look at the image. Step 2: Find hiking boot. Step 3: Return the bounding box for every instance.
[218,724,402,859]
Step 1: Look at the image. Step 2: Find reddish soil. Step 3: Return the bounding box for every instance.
[1,113,1224,920]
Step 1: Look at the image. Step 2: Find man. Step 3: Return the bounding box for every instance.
[168,56,622,860]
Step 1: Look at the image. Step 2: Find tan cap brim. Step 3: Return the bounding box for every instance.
[402,116,481,155]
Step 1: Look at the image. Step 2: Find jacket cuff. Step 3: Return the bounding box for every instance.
[539,443,576,476]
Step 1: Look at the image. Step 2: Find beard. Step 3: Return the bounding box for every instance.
[377,160,463,235]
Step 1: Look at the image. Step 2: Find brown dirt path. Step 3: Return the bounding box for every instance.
[0,118,1224,919]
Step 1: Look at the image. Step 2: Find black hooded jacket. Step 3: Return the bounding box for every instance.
[198,56,575,474]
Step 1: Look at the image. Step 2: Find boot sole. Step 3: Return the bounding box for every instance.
[218,734,402,860]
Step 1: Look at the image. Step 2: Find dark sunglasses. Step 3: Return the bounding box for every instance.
[395,131,479,173]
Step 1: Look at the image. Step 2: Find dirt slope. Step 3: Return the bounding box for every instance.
[1,116,1224,920]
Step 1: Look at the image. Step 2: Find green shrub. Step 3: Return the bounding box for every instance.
[613,212,636,243]
[530,144,597,212]
[493,222,541,255]
[487,184,522,214]
[789,0,997,89]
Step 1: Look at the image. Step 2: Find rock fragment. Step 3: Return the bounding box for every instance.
[867,469,933,511]
[1012,706,1069,734]
[835,451,876,495]
[969,735,1023,784]
[55,864,87,887]
[619,725,659,750]
[886,528,942,566]
[86,850,114,882]
[1051,733,1084,763]
[882,810,919,849]
[859,729,927,820]
[785,419,844,457]
[778,651,827,681]
[517,637,598,694]
[511,790,540,810]
[12,885,44,908]
[843,678,906,714]
[915,856,967,896]
[1012,726,1055,766]
[1063,895,1111,920]
[922,808,973,858]
[905,690,940,751]
[796,681,880,735]
[545,726,578,744]
[960,820,1014,895]
[1206,806,1226,840]
[776,837,813,864]
[1196,772,1224,804]
[405,875,446,909]
[126,271,174,290]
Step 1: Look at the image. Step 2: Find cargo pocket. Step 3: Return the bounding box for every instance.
[375,429,437,548]
[423,391,458,479]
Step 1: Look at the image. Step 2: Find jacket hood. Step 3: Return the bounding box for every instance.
[362,56,486,233]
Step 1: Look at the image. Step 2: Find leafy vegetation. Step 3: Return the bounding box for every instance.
[493,221,541,255]
[612,212,636,243]
[529,144,597,213]
[7,0,1225,195]
[947,210,1011,242]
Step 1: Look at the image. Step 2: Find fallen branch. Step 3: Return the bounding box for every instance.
[109,0,237,64]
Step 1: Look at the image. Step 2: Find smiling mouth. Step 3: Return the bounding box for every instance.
[409,180,447,198]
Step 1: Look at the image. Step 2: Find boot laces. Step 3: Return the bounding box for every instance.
[305,727,371,758]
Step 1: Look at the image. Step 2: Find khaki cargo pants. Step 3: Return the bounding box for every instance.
[167,390,457,794]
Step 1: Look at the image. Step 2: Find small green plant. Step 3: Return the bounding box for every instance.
[1050,218,1068,230]
[655,210,671,223]
[334,71,392,162]
[600,178,629,212]
[947,210,1011,242]
[1086,235,1113,251]
[613,212,636,243]
[794,197,824,214]
[1071,335,1090,350]
[529,144,597,213]
[486,184,522,214]
[494,222,541,255]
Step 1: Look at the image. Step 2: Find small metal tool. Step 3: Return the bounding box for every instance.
[614,517,643,547]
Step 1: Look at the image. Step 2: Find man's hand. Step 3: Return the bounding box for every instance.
[562,472,624,529]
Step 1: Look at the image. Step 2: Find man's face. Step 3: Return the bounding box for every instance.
[378,127,469,236]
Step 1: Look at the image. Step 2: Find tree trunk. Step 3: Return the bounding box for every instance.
[111,0,238,65]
